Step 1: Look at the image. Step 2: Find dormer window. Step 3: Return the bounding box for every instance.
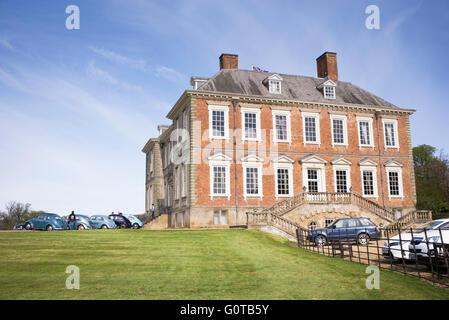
[324,86,336,99]
[190,77,209,90]
[317,78,337,100]
[264,74,283,94]
[269,80,281,94]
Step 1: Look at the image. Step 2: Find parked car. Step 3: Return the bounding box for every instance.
[307,218,381,246]
[124,215,144,229]
[13,222,27,230]
[67,214,92,230]
[22,213,67,231]
[108,214,132,229]
[383,219,449,261]
[409,228,449,263]
[89,215,116,229]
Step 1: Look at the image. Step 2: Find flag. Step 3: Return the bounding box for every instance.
[251,65,268,72]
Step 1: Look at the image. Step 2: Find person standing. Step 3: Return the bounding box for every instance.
[151,203,155,220]
[67,211,76,230]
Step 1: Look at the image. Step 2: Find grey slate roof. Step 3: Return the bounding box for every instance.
[198,69,400,110]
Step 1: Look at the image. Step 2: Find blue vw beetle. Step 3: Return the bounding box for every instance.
[66,214,92,230]
[23,213,66,231]
[89,215,116,229]
[124,214,144,229]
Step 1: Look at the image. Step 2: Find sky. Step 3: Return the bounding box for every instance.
[0,0,448,215]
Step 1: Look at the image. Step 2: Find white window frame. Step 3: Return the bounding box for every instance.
[272,110,291,143]
[274,163,293,198]
[149,149,154,173]
[181,164,186,197]
[330,114,348,146]
[360,167,378,198]
[208,104,229,140]
[208,154,232,199]
[324,86,336,99]
[357,116,375,148]
[333,165,351,193]
[269,80,281,94]
[302,111,321,145]
[382,119,399,150]
[302,163,326,193]
[241,107,261,142]
[386,166,403,199]
[242,163,263,199]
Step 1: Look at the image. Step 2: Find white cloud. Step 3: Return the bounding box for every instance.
[89,46,148,71]
[155,65,186,83]
[0,37,14,51]
[89,45,186,84]
[86,60,143,92]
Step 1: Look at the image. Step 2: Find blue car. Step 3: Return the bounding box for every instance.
[67,214,92,230]
[307,218,381,246]
[89,215,116,229]
[23,213,67,231]
[108,214,133,229]
[124,215,144,229]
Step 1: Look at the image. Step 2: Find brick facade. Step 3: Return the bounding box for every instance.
[142,52,417,229]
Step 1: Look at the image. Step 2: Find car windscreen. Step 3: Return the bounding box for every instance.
[417,221,446,231]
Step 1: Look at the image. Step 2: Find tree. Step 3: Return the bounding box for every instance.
[413,144,449,219]
[0,201,44,230]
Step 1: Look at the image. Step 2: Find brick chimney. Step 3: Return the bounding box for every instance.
[219,53,238,70]
[316,52,338,82]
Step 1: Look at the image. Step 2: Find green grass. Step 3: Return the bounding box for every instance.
[0,229,448,299]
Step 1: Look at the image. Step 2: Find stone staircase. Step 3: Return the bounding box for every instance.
[247,192,432,239]
[142,214,168,230]
[258,191,396,222]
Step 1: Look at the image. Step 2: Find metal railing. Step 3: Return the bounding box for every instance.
[259,192,396,222]
[296,226,449,287]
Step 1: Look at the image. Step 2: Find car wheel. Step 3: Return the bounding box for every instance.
[78,224,85,230]
[101,225,108,229]
[25,223,31,230]
[46,225,54,231]
[132,223,139,229]
[358,233,370,246]
[120,223,127,229]
[315,235,327,247]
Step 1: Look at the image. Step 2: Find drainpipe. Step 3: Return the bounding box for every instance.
[375,111,386,208]
[232,99,239,225]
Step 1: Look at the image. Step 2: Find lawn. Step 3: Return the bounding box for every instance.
[0,229,448,299]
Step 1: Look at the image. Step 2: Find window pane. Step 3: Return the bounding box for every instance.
[363,171,374,195]
[244,113,257,139]
[385,123,396,146]
[213,211,220,225]
[389,171,400,196]
[307,169,318,192]
[336,170,347,193]
[359,121,371,145]
[213,166,226,194]
[305,117,317,142]
[275,115,287,140]
[333,119,344,144]
[277,168,289,195]
[212,110,225,137]
[246,167,259,195]
[221,211,227,225]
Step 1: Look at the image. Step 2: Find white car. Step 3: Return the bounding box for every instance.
[408,226,449,263]
[383,219,449,261]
